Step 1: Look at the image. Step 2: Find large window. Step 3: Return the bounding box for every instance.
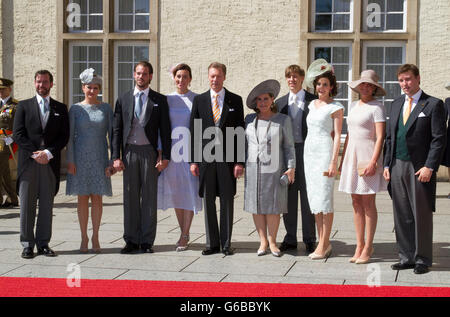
[312,0,353,32]
[69,42,103,105]
[68,0,103,32]
[363,0,407,32]
[114,42,150,101]
[58,1,157,107]
[363,42,406,113]
[115,0,150,32]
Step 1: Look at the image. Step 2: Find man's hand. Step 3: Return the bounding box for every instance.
[113,159,125,172]
[415,167,433,183]
[383,168,390,182]
[32,151,49,165]
[234,164,244,179]
[190,163,199,177]
[156,159,169,172]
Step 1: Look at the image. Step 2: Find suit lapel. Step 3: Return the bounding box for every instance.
[390,96,404,134]
[202,91,215,127]
[33,96,44,133]
[43,98,55,134]
[219,89,231,128]
[141,90,155,127]
[405,92,430,132]
[127,90,135,126]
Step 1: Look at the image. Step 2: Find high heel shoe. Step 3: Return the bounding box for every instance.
[355,248,374,264]
[176,234,190,252]
[310,245,332,260]
[257,249,267,256]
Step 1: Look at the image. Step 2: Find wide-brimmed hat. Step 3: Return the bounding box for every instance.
[304,59,333,89]
[246,79,281,109]
[79,68,102,86]
[349,69,386,96]
[0,78,13,89]
[446,82,450,90]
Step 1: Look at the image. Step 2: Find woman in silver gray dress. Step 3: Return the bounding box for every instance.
[244,80,296,257]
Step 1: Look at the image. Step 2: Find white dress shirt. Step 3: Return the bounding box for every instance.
[403,89,423,118]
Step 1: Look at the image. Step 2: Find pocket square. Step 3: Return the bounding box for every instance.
[153,104,159,107]
[418,112,427,118]
[54,113,60,116]
[229,108,235,112]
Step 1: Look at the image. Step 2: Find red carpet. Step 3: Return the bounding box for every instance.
[0,277,449,297]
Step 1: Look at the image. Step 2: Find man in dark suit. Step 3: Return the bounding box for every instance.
[276,65,317,254]
[189,62,245,256]
[383,64,446,274]
[112,61,171,254]
[13,70,69,259]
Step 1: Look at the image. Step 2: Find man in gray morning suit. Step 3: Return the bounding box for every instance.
[276,65,317,254]
[112,61,171,254]
[383,64,446,274]
[13,70,69,259]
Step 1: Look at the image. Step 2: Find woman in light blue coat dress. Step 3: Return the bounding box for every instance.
[66,69,114,253]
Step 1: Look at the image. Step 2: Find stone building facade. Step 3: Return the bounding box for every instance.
[1,0,449,177]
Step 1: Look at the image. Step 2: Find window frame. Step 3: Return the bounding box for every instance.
[67,0,104,33]
[113,41,150,102]
[362,0,408,33]
[311,0,354,33]
[68,41,104,106]
[114,0,151,33]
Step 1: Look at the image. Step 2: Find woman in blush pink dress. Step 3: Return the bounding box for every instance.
[338,70,387,264]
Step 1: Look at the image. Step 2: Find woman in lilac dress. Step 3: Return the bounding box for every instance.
[157,63,202,251]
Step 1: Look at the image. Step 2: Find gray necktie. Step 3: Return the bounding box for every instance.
[135,92,144,119]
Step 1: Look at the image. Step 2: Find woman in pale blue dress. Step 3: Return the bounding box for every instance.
[66,68,114,253]
[303,59,344,260]
[157,63,202,251]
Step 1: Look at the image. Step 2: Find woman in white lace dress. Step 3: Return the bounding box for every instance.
[303,59,344,260]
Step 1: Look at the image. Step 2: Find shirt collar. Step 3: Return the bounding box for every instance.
[134,86,150,97]
[36,94,50,105]
[210,88,225,100]
[289,89,305,103]
[406,89,422,103]
[1,96,11,105]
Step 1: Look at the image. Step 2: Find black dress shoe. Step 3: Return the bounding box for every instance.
[414,264,430,274]
[222,247,234,256]
[202,248,220,256]
[391,262,415,270]
[1,201,18,208]
[140,244,154,253]
[305,242,316,254]
[21,247,34,259]
[37,246,57,257]
[279,242,297,252]
[120,243,139,254]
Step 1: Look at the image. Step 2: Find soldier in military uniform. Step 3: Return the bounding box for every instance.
[0,78,19,208]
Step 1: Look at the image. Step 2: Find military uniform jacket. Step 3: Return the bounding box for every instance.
[0,97,18,154]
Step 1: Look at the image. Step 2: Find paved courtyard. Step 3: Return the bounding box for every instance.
[0,174,449,289]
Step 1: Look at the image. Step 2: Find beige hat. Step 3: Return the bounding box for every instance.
[304,59,333,89]
[246,80,281,110]
[349,70,386,96]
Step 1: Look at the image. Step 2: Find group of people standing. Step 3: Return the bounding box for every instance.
[10,58,448,276]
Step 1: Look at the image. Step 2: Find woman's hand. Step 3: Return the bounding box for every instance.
[67,162,76,175]
[363,161,377,177]
[284,168,295,184]
[327,162,337,178]
[105,166,116,177]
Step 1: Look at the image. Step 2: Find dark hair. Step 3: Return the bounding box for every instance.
[397,64,420,78]
[313,71,338,97]
[208,62,227,77]
[172,63,192,79]
[34,70,54,83]
[134,61,154,74]
[285,65,305,78]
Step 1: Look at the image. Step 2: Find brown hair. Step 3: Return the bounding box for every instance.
[313,71,338,97]
[208,62,227,76]
[397,64,420,77]
[35,70,54,83]
[172,63,192,79]
[134,61,154,74]
[285,65,305,78]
